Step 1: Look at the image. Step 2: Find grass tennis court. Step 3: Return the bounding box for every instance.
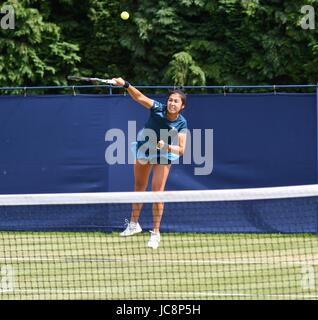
[0,232,317,300]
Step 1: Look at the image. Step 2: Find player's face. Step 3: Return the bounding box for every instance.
[167,93,184,115]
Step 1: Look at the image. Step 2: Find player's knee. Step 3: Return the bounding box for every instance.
[152,184,165,192]
[134,182,147,191]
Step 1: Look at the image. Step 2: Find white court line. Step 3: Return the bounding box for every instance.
[1,289,318,299]
[139,291,318,299]
[0,256,317,266]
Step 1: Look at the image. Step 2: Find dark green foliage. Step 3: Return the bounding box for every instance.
[1,0,318,88]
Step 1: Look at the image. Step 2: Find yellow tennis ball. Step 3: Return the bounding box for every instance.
[120,11,129,20]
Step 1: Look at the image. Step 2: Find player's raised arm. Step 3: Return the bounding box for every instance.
[112,77,153,109]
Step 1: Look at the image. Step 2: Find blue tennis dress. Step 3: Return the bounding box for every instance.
[131,100,188,164]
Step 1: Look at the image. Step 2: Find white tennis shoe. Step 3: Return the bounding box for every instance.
[147,231,160,249]
[120,220,142,237]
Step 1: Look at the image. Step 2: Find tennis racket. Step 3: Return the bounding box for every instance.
[67,76,116,85]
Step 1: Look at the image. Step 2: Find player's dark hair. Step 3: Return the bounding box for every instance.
[168,89,187,108]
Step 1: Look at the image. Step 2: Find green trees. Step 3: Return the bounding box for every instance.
[0,0,317,87]
[0,0,80,87]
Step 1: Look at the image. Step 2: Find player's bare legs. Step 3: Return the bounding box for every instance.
[151,164,171,232]
[131,160,153,223]
[120,160,152,237]
[147,164,171,249]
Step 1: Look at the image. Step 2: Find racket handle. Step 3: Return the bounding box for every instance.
[67,76,116,85]
[91,78,116,84]
[99,79,116,85]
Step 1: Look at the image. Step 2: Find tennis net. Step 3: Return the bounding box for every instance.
[0,185,317,300]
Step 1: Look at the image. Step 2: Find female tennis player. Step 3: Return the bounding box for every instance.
[112,78,187,249]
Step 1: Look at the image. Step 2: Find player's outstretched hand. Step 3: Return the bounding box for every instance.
[112,78,125,87]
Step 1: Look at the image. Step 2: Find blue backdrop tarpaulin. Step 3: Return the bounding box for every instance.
[0,93,316,232]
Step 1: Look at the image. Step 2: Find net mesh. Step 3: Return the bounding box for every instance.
[0,185,317,300]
